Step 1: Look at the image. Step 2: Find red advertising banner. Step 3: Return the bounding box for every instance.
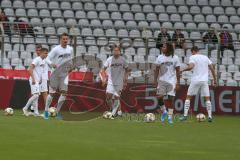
[0,80,239,115]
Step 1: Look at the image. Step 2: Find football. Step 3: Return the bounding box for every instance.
[144,113,156,122]
[103,111,112,119]
[48,107,57,117]
[196,113,206,122]
[4,107,14,116]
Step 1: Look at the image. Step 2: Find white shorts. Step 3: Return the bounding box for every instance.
[106,84,123,97]
[49,76,68,93]
[187,81,210,97]
[40,79,48,93]
[157,80,175,96]
[30,82,40,95]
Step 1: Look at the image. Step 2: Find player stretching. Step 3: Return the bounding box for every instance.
[180,46,216,122]
[29,44,49,116]
[101,45,129,119]
[23,48,48,116]
[44,33,73,119]
[154,43,181,124]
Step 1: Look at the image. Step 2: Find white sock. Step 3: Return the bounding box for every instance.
[168,108,173,119]
[45,94,53,112]
[56,95,66,113]
[184,99,190,117]
[33,99,39,114]
[23,94,39,111]
[160,105,167,113]
[111,99,120,116]
[206,100,212,118]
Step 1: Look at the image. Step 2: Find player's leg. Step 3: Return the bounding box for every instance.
[55,77,69,119]
[156,81,168,122]
[180,82,200,121]
[201,82,213,122]
[164,96,175,124]
[23,82,40,116]
[43,87,55,119]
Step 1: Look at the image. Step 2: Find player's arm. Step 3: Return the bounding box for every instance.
[28,64,36,85]
[209,64,217,86]
[175,66,180,88]
[181,63,194,73]
[45,48,57,68]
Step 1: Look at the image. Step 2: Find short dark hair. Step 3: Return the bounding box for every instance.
[40,48,48,52]
[191,46,199,52]
[60,32,69,38]
[36,44,42,49]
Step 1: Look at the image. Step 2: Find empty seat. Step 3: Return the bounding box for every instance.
[159,13,169,22]
[186,0,197,5]
[202,6,213,15]
[143,5,154,13]
[150,21,161,29]
[75,11,86,19]
[233,0,240,6]
[226,79,238,86]
[54,18,65,26]
[210,0,220,6]
[119,4,130,11]
[182,14,193,22]
[114,20,125,28]
[230,16,240,24]
[190,32,201,40]
[111,12,122,20]
[27,9,38,17]
[51,10,62,18]
[118,29,128,37]
[49,1,59,9]
[99,11,110,20]
[105,29,117,37]
[166,5,177,14]
[63,10,74,18]
[25,1,35,8]
[82,28,92,36]
[194,14,205,23]
[131,4,142,12]
[95,3,106,11]
[198,0,208,6]
[222,0,232,6]
[93,28,104,37]
[129,30,141,38]
[222,57,233,65]
[60,1,71,9]
[206,15,217,23]
[218,15,229,23]
[135,13,145,21]
[138,21,149,28]
[102,20,113,27]
[146,13,157,21]
[228,64,239,73]
[198,23,209,30]
[225,7,236,15]
[178,6,189,14]
[186,23,197,29]
[66,19,77,26]
[39,9,50,17]
[87,11,98,19]
[15,8,26,17]
[142,30,153,38]
[190,6,201,14]
[13,0,24,8]
[123,12,134,20]
[84,2,95,10]
[108,3,118,12]
[155,5,165,13]
[45,27,56,35]
[1,0,12,7]
[213,7,224,15]
[72,2,83,10]
[170,14,181,22]
[42,18,53,24]
[174,22,184,29]
[37,1,47,9]
[162,0,173,5]
[175,0,185,6]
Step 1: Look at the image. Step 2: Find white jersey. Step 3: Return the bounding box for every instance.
[30,57,45,83]
[46,45,73,77]
[189,54,212,82]
[155,54,180,84]
[42,59,48,80]
[104,56,128,86]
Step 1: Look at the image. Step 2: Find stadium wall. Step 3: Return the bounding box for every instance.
[0,80,239,115]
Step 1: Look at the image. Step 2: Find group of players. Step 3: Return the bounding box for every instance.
[22,32,217,123]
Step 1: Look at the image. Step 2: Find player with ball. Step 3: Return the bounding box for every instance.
[180,46,217,122]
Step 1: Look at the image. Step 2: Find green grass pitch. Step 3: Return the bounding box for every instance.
[0,111,240,160]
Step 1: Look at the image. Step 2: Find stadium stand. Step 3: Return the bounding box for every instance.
[0,0,240,86]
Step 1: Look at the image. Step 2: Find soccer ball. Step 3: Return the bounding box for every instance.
[4,107,14,116]
[196,113,206,122]
[48,107,57,117]
[103,111,112,119]
[144,113,156,122]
